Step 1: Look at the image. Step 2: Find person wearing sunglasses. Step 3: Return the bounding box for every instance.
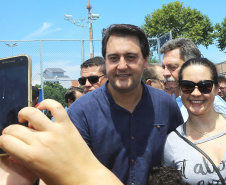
[161,38,226,122]
[142,63,165,90]
[218,76,226,102]
[79,56,107,94]
[162,58,226,184]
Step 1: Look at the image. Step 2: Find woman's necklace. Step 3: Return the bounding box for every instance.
[188,121,217,137]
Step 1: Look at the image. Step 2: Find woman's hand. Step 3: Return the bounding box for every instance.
[0,99,122,185]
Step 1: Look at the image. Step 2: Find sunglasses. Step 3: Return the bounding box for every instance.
[179,80,214,94]
[78,75,105,86]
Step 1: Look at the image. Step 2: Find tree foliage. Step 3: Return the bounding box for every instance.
[148,55,159,63]
[215,17,226,52]
[142,1,214,50]
[36,82,67,107]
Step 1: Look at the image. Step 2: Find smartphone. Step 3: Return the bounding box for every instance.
[0,55,32,154]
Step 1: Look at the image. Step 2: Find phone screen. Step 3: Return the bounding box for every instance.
[0,55,31,153]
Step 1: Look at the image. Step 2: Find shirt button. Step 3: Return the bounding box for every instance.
[131,136,134,139]
[131,159,135,163]
[131,183,135,185]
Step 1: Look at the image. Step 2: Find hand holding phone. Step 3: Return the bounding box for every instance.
[0,55,31,154]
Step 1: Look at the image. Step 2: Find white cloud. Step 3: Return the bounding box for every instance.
[23,22,61,40]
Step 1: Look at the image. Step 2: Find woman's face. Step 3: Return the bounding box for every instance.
[181,65,219,116]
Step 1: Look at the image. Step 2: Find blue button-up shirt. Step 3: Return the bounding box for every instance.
[68,81,183,185]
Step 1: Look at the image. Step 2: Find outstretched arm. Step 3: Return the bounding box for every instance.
[0,155,38,185]
[0,99,122,185]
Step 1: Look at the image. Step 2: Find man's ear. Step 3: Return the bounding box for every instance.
[68,99,74,106]
[146,79,153,86]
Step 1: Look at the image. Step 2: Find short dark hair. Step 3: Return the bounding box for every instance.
[160,38,201,62]
[64,87,83,103]
[32,86,39,101]
[218,76,226,84]
[80,56,106,75]
[148,166,185,185]
[102,24,150,59]
[179,58,218,87]
[142,63,162,82]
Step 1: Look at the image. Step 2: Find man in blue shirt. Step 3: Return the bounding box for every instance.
[161,38,226,122]
[68,24,183,185]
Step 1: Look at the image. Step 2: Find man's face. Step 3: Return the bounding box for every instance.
[105,35,148,93]
[218,82,226,100]
[162,48,184,96]
[80,66,107,94]
[162,48,184,81]
[146,66,164,90]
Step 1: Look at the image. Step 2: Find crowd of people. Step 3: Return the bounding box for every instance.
[1,23,226,185]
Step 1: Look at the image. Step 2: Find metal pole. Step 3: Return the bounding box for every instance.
[157,38,161,63]
[39,40,44,101]
[81,40,84,63]
[64,17,88,63]
[64,0,98,60]
[89,17,93,58]
[81,20,85,63]
[87,0,93,58]
[5,43,17,56]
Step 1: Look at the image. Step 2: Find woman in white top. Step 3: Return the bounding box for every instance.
[162,58,226,184]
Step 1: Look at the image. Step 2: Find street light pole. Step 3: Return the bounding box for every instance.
[87,0,93,58]
[64,15,87,63]
[64,0,99,61]
[86,0,99,58]
[5,43,18,56]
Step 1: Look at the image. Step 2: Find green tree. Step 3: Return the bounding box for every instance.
[142,1,214,50]
[36,82,67,107]
[215,17,226,52]
[148,55,159,63]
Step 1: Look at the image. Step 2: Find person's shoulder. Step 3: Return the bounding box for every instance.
[162,124,184,166]
[167,124,184,141]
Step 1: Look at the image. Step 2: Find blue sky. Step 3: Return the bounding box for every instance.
[0,0,225,80]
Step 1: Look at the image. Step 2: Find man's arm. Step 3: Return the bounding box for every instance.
[0,99,122,185]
